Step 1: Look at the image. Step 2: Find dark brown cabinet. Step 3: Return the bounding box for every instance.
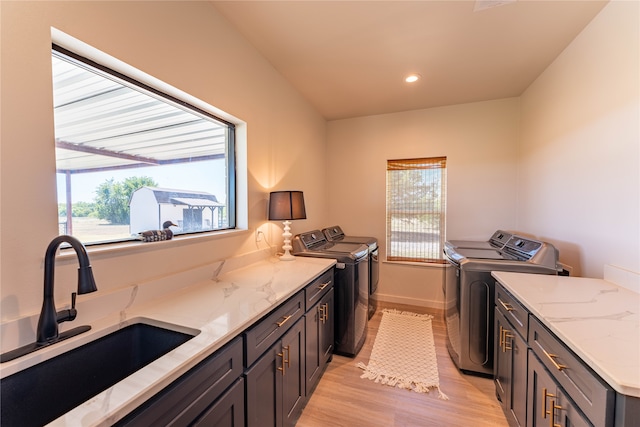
[245,317,305,427]
[494,282,619,427]
[304,268,334,395]
[528,317,614,427]
[115,337,244,427]
[494,308,527,427]
[528,351,590,427]
[494,284,529,427]
[305,287,334,395]
[244,292,305,367]
[118,267,335,427]
[193,377,245,427]
[244,268,334,427]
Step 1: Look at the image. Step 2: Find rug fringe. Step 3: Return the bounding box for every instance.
[382,308,433,320]
[357,363,448,399]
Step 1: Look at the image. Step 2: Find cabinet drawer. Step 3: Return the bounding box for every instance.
[495,283,528,339]
[304,269,333,311]
[529,317,614,427]
[116,336,243,426]
[244,291,305,367]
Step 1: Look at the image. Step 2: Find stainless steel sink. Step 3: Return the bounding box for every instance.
[0,322,198,427]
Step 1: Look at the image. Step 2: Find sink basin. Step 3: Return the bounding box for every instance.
[0,322,197,427]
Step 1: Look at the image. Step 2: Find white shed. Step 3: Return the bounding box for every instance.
[129,187,225,235]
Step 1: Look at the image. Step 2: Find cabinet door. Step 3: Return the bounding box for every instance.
[556,388,591,427]
[305,301,321,395]
[193,378,245,427]
[246,317,305,427]
[319,287,334,365]
[509,322,527,427]
[282,317,306,427]
[528,351,591,427]
[306,287,335,396]
[245,343,283,427]
[115,337,243,427]
[529,317,613,427]
[528,351,560,427]
[494,308,511,410]
[495,308,527,427]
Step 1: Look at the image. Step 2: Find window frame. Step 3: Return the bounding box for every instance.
[52,44,237,245]
[385,156,447,264]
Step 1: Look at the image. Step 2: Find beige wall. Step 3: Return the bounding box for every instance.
[325,0,640,305]
[326,98,521,307]
[0,1,327,319]
[1,1,637,322]
[519,0,639,278]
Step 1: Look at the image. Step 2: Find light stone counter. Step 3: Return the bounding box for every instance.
[0,251,335,426]
[492,271,640,398]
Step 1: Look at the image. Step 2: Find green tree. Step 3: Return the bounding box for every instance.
[73,201,97,217]
[389,169,440,222]
[58,201,97,217]
[94,176,157,224]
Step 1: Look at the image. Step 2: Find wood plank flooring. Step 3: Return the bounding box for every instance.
[296,302,509,427]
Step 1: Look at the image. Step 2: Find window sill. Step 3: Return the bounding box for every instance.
[383,259,449,268]
[57,228,250,262]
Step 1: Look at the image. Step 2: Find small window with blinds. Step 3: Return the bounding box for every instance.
[386,157,447,263]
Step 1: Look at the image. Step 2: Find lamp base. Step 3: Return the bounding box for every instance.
[279,251,296,261]
[280,220,296,261]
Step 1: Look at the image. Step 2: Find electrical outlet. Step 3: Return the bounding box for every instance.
[255,230,263,243]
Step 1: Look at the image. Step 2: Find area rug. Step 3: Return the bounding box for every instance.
[357,309,448,399]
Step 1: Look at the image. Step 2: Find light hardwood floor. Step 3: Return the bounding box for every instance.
[296,302,509,427]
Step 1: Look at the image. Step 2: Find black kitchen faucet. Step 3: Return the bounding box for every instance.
[0,235,97,362]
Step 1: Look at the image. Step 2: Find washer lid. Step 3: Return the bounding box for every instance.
[325,242,369,258]
[293,230,369,260]
[453,248,506,260]
[447,240,497,250]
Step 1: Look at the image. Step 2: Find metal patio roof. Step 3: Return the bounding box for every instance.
[52,53,228,174]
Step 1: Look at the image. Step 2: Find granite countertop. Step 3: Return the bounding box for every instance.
[492,271,640,398]
[0,254,335,426]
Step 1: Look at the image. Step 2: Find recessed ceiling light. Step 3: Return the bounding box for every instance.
[405,74,421,83]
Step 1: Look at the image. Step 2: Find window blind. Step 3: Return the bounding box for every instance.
[386,157,447,263]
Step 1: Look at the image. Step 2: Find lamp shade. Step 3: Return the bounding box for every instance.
[268,191,306,220]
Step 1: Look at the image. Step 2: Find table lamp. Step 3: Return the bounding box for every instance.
[268,191,306,261]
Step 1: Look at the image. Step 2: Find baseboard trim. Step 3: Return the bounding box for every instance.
[374,293,443,310]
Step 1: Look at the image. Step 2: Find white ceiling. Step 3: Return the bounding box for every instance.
[212,0,608,120]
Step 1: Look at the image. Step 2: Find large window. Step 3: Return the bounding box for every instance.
[386,157,447,263]
[52,45,235,245]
